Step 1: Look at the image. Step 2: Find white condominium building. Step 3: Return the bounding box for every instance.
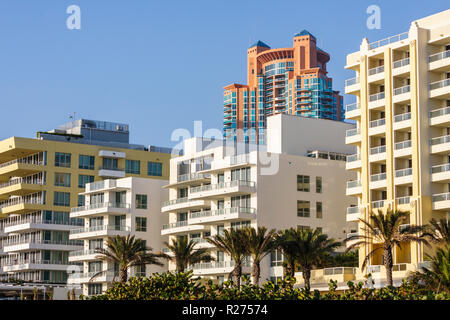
[68,177,168,296]
[161,114,357,284]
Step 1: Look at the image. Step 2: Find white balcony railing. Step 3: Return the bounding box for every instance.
[369,118,385,128]
[428,50,450,63]
[370,145,386,155]
[429,107,450,119]
[368,65,384,76]
[431,163,450,174]
[346,128,361,137]
[345,103,360,113]
[189,207,255,219]
[369,92,385,102]
[162,221,188,230]
[370,173,386,182]
[162,197,189,207]
[394,140,412,150]
[393,85,410,96]
[429,79,450,91]
[432,192,450,203]
[70,202,130,213]
[394,112,411,122]
[368,32,408,50]
[430,135,450,146]
[189,180,255,194]
[70,225,130,235]
[397,196,411,205]
[345,77,359,87]
[395,168,412,177]
[393,57,410,69]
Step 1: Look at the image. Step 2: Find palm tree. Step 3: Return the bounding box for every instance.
[275,228,299,278]
[408,245,450,293]
[345,209,432,287]
[243,226,277,286]
[92,235,163,283]
[206,228,248,288]
[428,218,449,244]
[160,237,213,272]
[292,228,341,290]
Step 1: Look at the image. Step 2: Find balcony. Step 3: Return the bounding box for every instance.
[4,218,82,233]
[189,207,256,225]
[97,166,125,178]
[369,145,386,163]
[345,103,361,119]
[345,154,361,170]
[161,220,207,236]
[432,192,450,211]
[392,57,410,76]
[204,153,256,173]
[165,173,211,188]
[346,206,360,222]
[187,260,251,276]
[396,196,411,208]
[344,77,360,94]
[392,85,410,103]
[368,92,385,109]
[84,179,117,193]
[295,267,357,288]
[394,140,412,158]
[372,200,385,209]
[430,135,450,154]
[370,173,387,189]
[161,197,207,213]
[2,238,83,253]
[345,128,361,145]
[70,202,130,218]
[429,107,450,127]
[1,259,69,272]
[68,271,118,285]
[0,158,44,179]
[190,237,215,250]
[393,112,411,131]
[428,50,450,72]
[69,225,131,240]
[368,32,408,50]
[429,79,450,99]
[0,176,45,200]
[394,168,413,185]
[366,264,416,282]
[368,118,386,136]
[0,194,45,215]
[68,249,99,262]
[431,164,450,183]
[189,180,256,200]
[346,180,362,196]
[368,65,384,77]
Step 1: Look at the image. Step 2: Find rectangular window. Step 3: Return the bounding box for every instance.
[297,200,310,217]
[270,249,283,267]
[135,217,147,232]
[54,192,70,207]
[316,202,323,219]
[55,152,71,168]
[78,175,94,188]
[316,176,322,193]
[79,155,95,170]
[89,239,103,250]
[297,225,310,232]
[102,158,118,170]
[231,167,251,181]
[297,175,310,192]
[88,284,103,295]
[78,195,85,207]
[147,161,162,176]
[125,160,140,174]
[135,194,147,209]
[54,173,71,187]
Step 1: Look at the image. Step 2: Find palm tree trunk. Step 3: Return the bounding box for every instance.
[176,261,184,273]
[383,244,393,287]
[119,268,128,283]
[252,261,260,286]
[234,264,242,288]
[302,267,311,290]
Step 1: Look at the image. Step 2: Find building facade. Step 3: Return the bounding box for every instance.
[224,31,344,144]
[0,119,170,289]
[162,114,357,284]
[67,177,168,296]
[344,10,450,286]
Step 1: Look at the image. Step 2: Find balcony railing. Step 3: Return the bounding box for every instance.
[345,77,359,87]
[0,178,45,189]
[431,163,450,174]
[345,103,360,113]
[345,128,361,137]
[346,154,361,162]
[69,249,98,257]
[189,180,255,194]
[0,194,44,209]
[369,92,385,102]
[0,155,45,169]
[187,260,251,270]
[429,107,450,119]
[1,259,69,267]
[189,207,256,219]
[429,79,450,91]
[87,180,116,192]
[428,50,450,63]
[432,192,450,203]
[370,173,386,182]
[347,206,360,214]
[368,32,408,49]
[323,267,356,275]
[229,154,250,166]
[397,196,411,205]
[430,135,450,146]
[162,221,188,230]
[98,166,124,172]
[393,85,410,96]
[393,57,410,69]
[4,217,83,228]
[368,65,384,76]
[162,197,189,207]
[372,200,385,208]
[68,271,118,280]
[369,118,386,128]
[70,225,130,235]
[177,173,209,183]
[70,202,130,213]
[370,145,386,155]
[395,168,412,177]
[347,180,361,189]
[394,112,411,122]
[4,238,83,247]
[394,140,412,150]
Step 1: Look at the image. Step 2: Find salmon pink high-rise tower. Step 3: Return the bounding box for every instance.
[223,30,344,144]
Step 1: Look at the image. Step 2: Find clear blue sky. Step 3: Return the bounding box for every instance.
[0,0,448,148]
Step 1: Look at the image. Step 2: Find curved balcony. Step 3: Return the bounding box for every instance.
[189,207,256,225]
[161,197,208,213]
[69,225,131,240]
[189,180,256,200]
[161,220,207,236]
[70,202,130,218]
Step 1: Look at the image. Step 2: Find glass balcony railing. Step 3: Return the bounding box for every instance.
[369,92,385,102]
[162,197,189,207]
[162,221,188,230]
[69,249,98,257]
[190,180,255,194]
[345,103,360,113]
[347,206,360,214]
[394,112,411,122]
[432,192,450,203]
[70,202,130,213]
[429,106,450,119]
[369,118,386,128]
[368,65,384,76]
[368,32,408,50]
[372,200,385,208]
[396,196,411,205]
[70,225,130,235]
[393,57,410,69]
[393,85,410,96]
[345,77,359,87]
[346,154,360,163]
[370,145,386,155]
[430,135,450,146]
[177,173,210,183]
[395,168,412,177]
[346,180,361,189]
[394,140,412,150]
[370,173,386,182]
[189,207,256,219]
[431,163,450,174]
[428,50,450,63]
[346,128,361,137]
[429,79,450,91]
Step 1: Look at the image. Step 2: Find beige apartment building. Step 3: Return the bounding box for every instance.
[344,9,450,286]
[161,114,358,285]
